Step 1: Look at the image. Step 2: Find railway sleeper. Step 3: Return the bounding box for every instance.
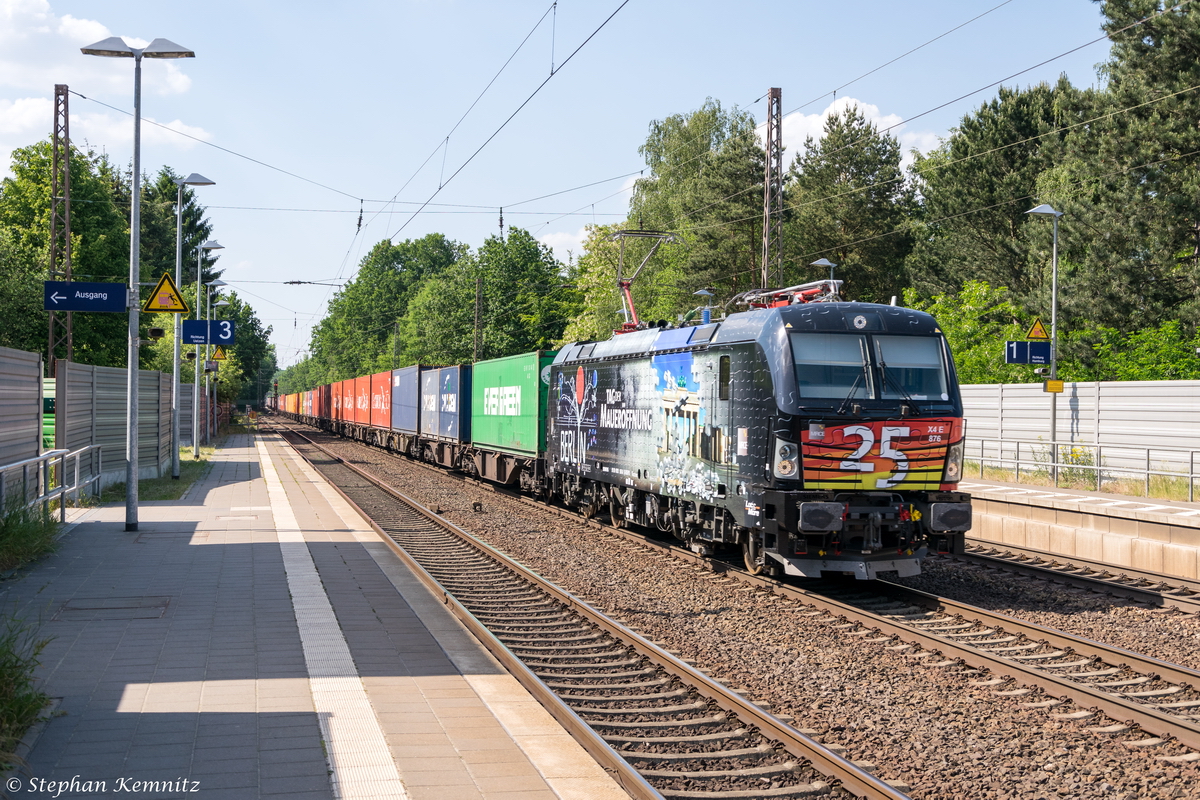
[498,633,606,645]
[508,642,619,654]
[639,761,800,780]
[524,657,642,670]
[591,714,732,730]
[564,689,691,703]
[630,745,776,762]
[579,702,709,716]
[657,784,832,800]
[604,729,751,745]
[543,679,671,691]
[537,668,658,680]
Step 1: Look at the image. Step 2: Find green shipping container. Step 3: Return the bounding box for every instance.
[470,351,556,457]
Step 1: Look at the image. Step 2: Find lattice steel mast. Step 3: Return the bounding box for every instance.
[761,87,783,290]
[49,83,73,373]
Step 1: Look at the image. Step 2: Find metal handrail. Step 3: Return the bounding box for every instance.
[968,437,1200,502]
[0,445,102,521]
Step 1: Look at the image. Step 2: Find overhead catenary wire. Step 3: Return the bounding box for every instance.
[386,0,632,243]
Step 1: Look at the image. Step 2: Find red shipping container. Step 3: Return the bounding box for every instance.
[319,384,332,420]
[341,380,355,422]
[370,371,391,429]
[354,375,371,425]
[331,384,341,419]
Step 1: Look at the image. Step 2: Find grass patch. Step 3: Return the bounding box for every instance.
[99,444,217,504]
[0,503,59,573]
[0,614,50,770]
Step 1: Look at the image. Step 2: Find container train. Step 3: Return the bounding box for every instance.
[276,282,971,580]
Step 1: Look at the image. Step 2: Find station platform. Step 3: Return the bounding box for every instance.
[959,478,1200,580]
[1,432,627,800]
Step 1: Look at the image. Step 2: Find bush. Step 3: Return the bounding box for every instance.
[0,614,49,769]
[0,503,58,572]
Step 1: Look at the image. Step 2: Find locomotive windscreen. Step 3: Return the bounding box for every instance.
[790,333,873,399]
[873,336,949,401]
[789,331,950,403]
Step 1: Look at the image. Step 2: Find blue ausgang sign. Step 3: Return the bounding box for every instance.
[43,281,127,313]
[183,320,236,346]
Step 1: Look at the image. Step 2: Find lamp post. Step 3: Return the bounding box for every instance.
[207,294,230,444]
[82,36,195,532]
[192,249,223,458]
[811,258,836,282]
[172,174,214,479]
[1026,203,1065,462]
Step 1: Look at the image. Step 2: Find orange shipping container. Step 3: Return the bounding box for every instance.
[340,380,355,422]
[354,375,371,425]
[370,371,391,429]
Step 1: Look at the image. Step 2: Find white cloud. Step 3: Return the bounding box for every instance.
[72,111,212,151]
[767,96,939,171]
[56,13,108,43]
[540,227,588,265]
[0,1,191,96]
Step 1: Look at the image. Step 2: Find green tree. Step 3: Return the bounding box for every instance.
[784,105,915,302]
[906,82,1070,299]
[0,141,130,366]
[401,228,575,363]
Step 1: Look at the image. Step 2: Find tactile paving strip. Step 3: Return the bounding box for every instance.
[256,435,409,800]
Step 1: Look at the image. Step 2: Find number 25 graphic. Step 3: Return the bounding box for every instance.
[839,426,911,488]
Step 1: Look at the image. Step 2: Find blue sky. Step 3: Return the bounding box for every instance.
[1,0,1109,367]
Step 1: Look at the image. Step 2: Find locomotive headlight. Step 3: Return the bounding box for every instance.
[774,439,799,479]
[943,440,965,482]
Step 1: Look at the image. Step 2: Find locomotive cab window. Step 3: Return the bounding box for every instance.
[718,356,730,400]
[790,333,873,399]
[874,335,949,400]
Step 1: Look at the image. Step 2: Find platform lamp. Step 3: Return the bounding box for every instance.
[82,35,196,533]
[193,246,223,458]
[1026,203,1065,465]
[171,174,214,479]
[207,297,231,444]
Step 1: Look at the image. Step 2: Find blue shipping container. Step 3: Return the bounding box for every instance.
[420,366,471,442]
[391,366,426,434]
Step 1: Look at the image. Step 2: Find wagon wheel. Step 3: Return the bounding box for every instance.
[743,533,765,576]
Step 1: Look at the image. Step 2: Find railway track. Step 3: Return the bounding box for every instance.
[272,419,1200,767]
[268,424,907,800]
[943,539,1200,614]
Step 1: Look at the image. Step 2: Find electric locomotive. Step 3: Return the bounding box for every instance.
[546,280,971,580]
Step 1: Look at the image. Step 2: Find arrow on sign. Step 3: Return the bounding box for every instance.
[49,292,66,304]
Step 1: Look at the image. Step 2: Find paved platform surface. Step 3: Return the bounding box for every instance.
[1,432,627,800]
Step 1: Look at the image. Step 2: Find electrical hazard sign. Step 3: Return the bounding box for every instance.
[1026,318,1050,340]
[211,346,228,361]
[142,273,191,314]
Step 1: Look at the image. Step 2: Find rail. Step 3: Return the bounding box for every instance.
[0,445,102,522]
[968,437,1200,501]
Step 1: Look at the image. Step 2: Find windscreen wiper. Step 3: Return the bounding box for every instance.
[878,359,919,416]
[835,372,864,416]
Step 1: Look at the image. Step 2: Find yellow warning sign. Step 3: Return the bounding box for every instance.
[211,345,228,361]
[1026,318,1050,340]
[1044,379,1064,393]
[142,273,191,314]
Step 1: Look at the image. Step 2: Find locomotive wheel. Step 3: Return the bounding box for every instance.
[743,534,765,575]
[609,498,626,529]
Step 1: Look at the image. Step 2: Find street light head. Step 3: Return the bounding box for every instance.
[176,173,215,187]
[207,279,227,287]
[692,288,714,298]
[200,240,224,251]
[810,258,836,268]
[142,38,195,59]
[81,36,135,57]
[213,300,231,308]
[1026,203,1064,219]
